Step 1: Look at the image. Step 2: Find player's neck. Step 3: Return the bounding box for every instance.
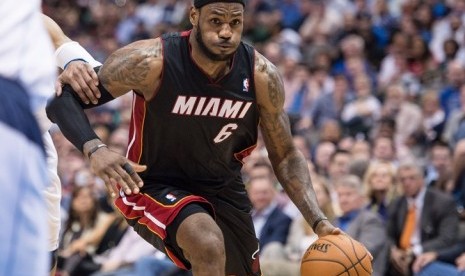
[189,36,232,80]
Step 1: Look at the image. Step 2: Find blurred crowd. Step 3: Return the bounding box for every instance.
[43,0,465,275]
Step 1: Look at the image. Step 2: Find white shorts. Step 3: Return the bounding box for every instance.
[0,123,49,275]
[43,131,62,251]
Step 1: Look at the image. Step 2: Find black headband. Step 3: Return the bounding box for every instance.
[194,0,245,8]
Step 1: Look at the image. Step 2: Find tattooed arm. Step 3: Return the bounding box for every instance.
[47,39,162,197]
[99,38,163,99]
[254,51,338,236]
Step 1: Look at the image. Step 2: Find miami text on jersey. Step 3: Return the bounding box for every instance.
[171,96,253,119]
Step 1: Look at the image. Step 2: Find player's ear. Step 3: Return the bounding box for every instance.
[189,6,199,27]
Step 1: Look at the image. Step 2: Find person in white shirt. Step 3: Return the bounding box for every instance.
[0,1,55,275]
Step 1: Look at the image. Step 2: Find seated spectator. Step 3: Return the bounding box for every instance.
[421,90,445,144]
[90,227,160,276]
[312,141,336,177]
[387,160,459,275]
[424,140,453,189]
[259,178,336,276]
[333,175,387,276]
[57,186,115,276]
[381,84,423,148]
[248,176,292,254]
[341,74,381,138]
[443,84,465,148]
[363,161,399,222]
[413,239,465,276]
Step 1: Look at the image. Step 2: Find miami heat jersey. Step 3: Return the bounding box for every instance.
[128,31,259,195]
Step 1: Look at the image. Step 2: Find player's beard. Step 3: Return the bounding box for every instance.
[196,25,235,62]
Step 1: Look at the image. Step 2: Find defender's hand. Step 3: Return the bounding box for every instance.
[89,147,146,197]
[55,61,100,104]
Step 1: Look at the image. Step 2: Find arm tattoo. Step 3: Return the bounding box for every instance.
[100,40,162,89]
[256,53,325,225]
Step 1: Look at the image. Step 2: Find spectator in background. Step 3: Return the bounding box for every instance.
[333,175,387,276]
[248,177,292,255]
[387,161,459,275]
[413,239,465,276]
[421,89,446,145]
[424,141,453,189]
[57,186,115,276]
[372,136,397,165]
[260,177,336,276]
[443,85,465,148]
[312,141,336,177]
[341,74,381,138]
[327,149,351,184]
[363,162,399,222]
[381,84,423,148]
[304,74,353,131]
[440,61,465,118]
[451,139,465,222]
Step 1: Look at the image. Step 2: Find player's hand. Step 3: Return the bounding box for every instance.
[55,60,100,104]
[314,219,341,237]
[88,146,146,197]
[412,251,438,273]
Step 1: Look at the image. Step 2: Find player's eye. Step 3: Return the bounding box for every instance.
[211,18,221,25]
[230,19,241,26]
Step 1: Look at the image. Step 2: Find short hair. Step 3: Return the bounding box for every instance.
[397,159,424,177]
[329,148,351,163]
[334,174,364,194]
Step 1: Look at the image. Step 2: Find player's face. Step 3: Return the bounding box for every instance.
[193,3,244,61]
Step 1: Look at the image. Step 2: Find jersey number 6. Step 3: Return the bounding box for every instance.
[214,123,238,143]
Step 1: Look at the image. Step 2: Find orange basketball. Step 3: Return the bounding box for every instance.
[301,234,373,276]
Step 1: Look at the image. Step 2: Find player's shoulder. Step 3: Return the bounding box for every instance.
[121,38,163,62]
[253,49,279,81]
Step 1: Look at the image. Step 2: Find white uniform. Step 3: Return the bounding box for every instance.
[0,0,56,274]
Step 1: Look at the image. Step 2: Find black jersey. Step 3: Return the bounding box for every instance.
[127,31,259,195]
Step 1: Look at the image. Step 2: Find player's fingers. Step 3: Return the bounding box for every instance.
[73,72,98,104]
[100,174,118,198]
[68,79,91,105]
[127,160,146,187]
[128,160,147,173]
[331,227,342,235]
[85,64,100,98]
[116,163,140,194]
[55,79,63,96]
[105,166,132,195]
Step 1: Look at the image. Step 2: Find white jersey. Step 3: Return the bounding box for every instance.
[0,0,59,255]
[0,0,55,131]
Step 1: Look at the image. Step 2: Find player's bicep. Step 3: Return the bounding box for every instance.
[255,52,294,162]
[99,38,163,99]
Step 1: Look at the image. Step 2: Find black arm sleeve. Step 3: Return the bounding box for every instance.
[46,71,116,152]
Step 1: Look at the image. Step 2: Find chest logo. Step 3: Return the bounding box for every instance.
[243,78,249,92]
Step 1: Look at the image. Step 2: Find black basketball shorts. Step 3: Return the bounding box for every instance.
[114,183,261,276]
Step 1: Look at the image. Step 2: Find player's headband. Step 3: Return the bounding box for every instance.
[194,0,245,8]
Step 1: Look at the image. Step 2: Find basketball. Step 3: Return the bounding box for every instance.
[301,234,372,276]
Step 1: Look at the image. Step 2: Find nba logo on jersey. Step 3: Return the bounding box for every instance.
[166,193,177,202]
[243,78,249,92]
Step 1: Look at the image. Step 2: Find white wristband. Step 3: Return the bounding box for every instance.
[55,41,102,69]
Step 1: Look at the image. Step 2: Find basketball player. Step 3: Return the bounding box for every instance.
[0,0,55,274]
[42,14,102,275]
[47,1,340,275]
